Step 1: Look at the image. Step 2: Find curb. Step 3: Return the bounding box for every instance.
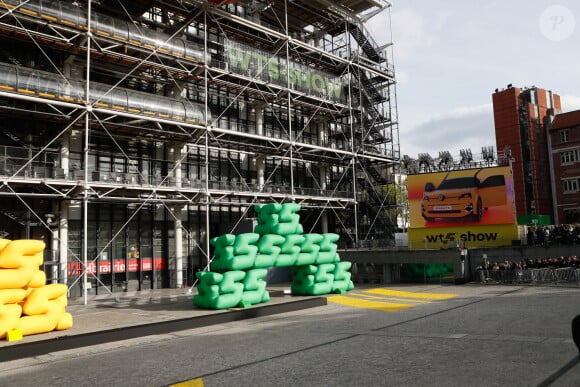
[1,297,327,362]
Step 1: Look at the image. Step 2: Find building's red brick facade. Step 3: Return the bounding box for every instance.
[492,86,561,221]
[492,86,561,220]
[548,110,580,224]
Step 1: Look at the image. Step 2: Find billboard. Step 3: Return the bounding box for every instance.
[408,166,515,228]
[407,166,517,249]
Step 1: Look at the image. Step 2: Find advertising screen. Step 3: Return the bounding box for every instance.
[407,166,515,229]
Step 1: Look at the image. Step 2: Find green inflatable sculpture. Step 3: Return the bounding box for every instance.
[194,203,354,309]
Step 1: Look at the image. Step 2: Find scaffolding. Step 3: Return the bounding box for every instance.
[0,0,399,299]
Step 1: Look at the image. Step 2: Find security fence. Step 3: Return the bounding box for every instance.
[478,267,580,286]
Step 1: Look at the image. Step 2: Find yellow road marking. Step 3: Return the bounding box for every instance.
[170,378,204,387]
[348,291,432,304]
[328,295,414,312]
[364,288,457,300]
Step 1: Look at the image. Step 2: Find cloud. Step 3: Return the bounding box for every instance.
[405,103,492,130]
[401,104,495,161]
[433,10,454,31]
[561,95,580,112]
[391,9,432,59]
[366,9,431,60]
[446,104,492,118]
[397,71,410,84]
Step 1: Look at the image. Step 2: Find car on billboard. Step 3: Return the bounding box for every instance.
[421,169,506,222]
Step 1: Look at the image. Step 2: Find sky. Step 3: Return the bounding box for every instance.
[365,0,580,163]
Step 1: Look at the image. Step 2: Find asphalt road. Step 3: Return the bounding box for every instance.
[1,284,579,387]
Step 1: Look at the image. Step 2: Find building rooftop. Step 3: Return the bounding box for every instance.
[551,109,580,130]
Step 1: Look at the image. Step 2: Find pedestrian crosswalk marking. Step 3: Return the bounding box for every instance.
[327,295,414,312]
[364,288,457,300]
[327,288,458,312]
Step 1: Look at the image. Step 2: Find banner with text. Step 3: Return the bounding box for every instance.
[224,40,346,103]
[67,257,166,275]
[408,224,520,250]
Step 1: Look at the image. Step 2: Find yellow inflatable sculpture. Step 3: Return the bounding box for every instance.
[0,239,73,340]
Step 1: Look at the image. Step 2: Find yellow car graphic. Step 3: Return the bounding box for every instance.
[421,169,507,222]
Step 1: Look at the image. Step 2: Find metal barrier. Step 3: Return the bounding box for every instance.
[352,262,383,284]
[479,268,580,285]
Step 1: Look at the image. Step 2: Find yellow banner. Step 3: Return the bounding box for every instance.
[408,224,520,250]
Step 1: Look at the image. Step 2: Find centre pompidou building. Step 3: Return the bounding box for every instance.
[0,0,399,296]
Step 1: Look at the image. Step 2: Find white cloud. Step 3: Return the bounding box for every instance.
[433,10,454,31]
[396,71,409,84]
[366,8,431,60]
[447,104,492,119]
[561,95,580,112]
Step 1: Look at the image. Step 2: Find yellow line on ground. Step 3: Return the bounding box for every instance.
[328,295,415,312]
[364,288,457,300]
[348,292,432,304]
[170,378,204,387]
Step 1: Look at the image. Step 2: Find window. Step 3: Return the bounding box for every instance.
[563,178,579,193]
[560,150,579,165]
[561,129,569,144]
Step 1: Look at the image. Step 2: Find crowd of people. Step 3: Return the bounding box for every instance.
[526,224,580,246]
[477,255,579,272]
[470,223,580,284]
[476,255,580,284]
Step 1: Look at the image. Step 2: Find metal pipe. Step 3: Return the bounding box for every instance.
[82,0,93,306]
[0,62,209,125]
[0,0,209,63]
[203,10,211,272]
